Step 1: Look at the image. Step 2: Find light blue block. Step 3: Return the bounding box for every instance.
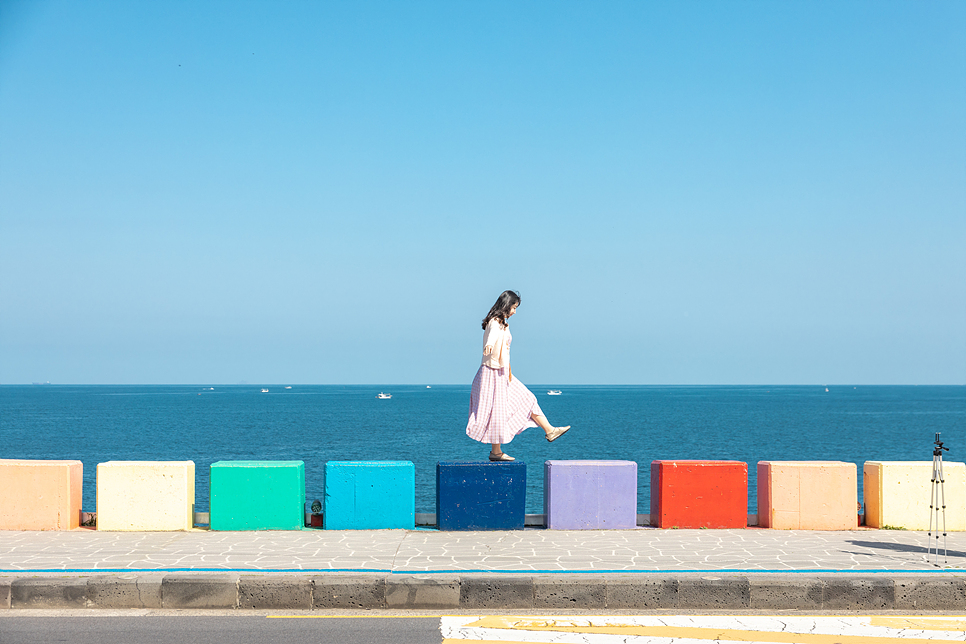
[323,461,415,530]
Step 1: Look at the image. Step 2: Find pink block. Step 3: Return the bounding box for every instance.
[0,459,83,530]
[757,461,857,530]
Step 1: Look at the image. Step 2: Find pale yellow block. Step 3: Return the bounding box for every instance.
[758,461,857,530]
[0,459,83,530]
[864,461,966,531]
[96,461,195,531]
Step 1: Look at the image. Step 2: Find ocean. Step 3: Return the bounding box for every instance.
[1,385,963,514]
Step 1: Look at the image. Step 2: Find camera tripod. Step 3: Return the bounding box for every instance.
[927,432,949,565]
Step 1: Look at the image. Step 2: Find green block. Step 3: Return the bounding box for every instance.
[209,461,305,531]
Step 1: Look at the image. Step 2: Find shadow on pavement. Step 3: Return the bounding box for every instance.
[846,539,966,558]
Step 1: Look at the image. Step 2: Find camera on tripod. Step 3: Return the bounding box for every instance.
[934,432,949,456]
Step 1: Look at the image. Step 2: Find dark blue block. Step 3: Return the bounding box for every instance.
[436,461,526,531]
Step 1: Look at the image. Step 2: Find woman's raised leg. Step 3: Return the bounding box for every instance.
[532,413,570,442]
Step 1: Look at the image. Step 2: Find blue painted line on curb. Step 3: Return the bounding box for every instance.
[0,567,960,574]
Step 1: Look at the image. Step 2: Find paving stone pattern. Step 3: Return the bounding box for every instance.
[1,528,964,573]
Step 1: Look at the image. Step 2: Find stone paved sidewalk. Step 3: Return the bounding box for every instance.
[1,528,964,574]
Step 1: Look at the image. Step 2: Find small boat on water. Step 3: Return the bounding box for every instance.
[547,390,562,395]
[261,388,269,393]
[285,386,292,389]
[377,392,392,399]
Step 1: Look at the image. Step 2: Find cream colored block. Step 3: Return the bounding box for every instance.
[864,461,966,531]
[96,461,195,531]
[758,461,857,530]
[0,459,83,530]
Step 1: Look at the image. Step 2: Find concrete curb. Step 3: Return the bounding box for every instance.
[1,573,964,611]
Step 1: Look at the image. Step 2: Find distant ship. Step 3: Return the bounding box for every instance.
[547,390,562,396]
[261,388,269,393]
[285,386,292,389]
[426,386,431,388]
[376,392,392,399]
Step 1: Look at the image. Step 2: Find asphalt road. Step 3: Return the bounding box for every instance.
[0,616,442,644]
[5,612,965,644]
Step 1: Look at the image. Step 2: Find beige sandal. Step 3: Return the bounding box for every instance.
[489,452,515,461]
[546,426,571,442]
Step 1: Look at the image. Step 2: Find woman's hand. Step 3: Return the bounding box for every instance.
[483,345,493,356]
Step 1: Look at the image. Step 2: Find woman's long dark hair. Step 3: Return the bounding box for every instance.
[482,290,521,329]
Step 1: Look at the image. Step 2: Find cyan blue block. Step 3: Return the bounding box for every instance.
[436,461,526,531]
[323,461,415,530]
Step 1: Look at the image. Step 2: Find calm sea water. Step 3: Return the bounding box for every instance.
[1,385,963,514]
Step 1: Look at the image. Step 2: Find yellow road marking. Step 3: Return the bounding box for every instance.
[871,616,966,631]
[267,615,438,619]
[443,640,549,644]
[464,616,963,643]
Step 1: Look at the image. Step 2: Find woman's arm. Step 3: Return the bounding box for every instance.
[482,319,501,356]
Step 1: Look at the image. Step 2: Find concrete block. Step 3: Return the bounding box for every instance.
[238,575,312,609]
[864,461,966,531]
[386,575,460,609]
[0,459,83,531]
[312,575,386,609]
[96,461,195,531]
[10,577,88,608]
[748,575,824,610]
[758,461,857,530]
[324,461,415,530]
[605,576,678,609]
[459,576,534,608]
[533,575,606,608]
[437,461,526,531]
[209,461,305,531]
[160,574,239,608]
[822,577,894,610]
[677,576,750,609]
[0,577,11,609]
[86,575,162,609]
[650,460,748,529]
[895,577,966,610]
[544,461,637,530]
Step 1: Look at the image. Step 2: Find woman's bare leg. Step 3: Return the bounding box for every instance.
[531,413,569,436]
[490,443,515,460]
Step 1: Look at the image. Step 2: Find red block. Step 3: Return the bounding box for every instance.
[650,460,748,528]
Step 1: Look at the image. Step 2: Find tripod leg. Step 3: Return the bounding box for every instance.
[928,457,937,562]
[939,456,947,564]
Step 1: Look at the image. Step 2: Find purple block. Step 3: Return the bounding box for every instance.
[544,460,638,530]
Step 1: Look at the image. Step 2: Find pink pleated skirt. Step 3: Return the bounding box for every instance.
[465,365,544,445]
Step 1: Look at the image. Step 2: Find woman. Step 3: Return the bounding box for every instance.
[465,290,570,461]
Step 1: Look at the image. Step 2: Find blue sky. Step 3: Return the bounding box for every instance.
[1,1,964,385]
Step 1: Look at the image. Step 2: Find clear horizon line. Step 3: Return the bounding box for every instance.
[3,382,964,387]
